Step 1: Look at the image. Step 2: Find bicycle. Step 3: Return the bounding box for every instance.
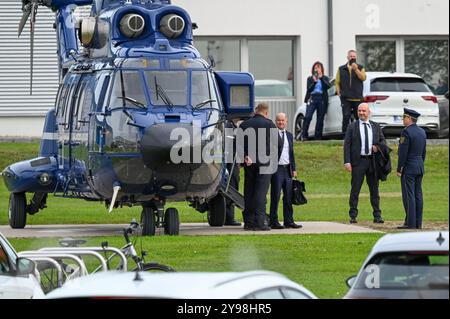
[32,220,175,293]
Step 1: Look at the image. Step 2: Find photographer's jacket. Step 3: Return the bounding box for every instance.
[336,64,366,100]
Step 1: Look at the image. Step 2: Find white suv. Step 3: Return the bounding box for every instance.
[293,72,440,139]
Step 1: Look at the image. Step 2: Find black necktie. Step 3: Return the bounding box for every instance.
[280,131,286,146]
[364,123,369,155]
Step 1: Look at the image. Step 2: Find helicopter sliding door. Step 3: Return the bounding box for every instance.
[56,74,81,170]
[70,74,94,182]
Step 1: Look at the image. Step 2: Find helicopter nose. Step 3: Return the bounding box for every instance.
[140,123,200,170]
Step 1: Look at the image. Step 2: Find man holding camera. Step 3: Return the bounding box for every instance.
[335,50,367,135]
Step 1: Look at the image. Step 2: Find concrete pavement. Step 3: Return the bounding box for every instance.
[0,222,382,238]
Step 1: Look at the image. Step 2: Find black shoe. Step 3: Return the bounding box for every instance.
[244,225,255,231]
[350,218,358,224]
[270,222,285,230]
[397,225,410,230]
[373,218,385,224]
[284,223,302,229]
[225,220,242,226]
[254,226,271,231]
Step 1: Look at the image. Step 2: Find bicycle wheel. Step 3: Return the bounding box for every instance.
[136,263,176,272]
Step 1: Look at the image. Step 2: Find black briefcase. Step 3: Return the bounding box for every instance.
[292,179,307,206]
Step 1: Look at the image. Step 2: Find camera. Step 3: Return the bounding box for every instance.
[349,58,357,66]
[313,71,319,78]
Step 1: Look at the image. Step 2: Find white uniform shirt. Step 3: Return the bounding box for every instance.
[279,130,290,165]
[359,120,373,156]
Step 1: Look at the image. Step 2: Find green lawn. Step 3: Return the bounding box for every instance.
[9,233,383,299]
[0,141,448,225]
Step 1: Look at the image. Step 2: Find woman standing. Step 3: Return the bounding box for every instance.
[302,62,331,140]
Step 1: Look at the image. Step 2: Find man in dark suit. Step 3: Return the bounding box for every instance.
[344,103,386,224]
[269,113,302,229]
[397,108,427,230]
[239,103,278,231]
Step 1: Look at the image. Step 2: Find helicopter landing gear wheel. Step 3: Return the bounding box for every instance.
[8,192,27,229]
[164,208,180,236]
[141,206,156,237]
[207,194,226,227]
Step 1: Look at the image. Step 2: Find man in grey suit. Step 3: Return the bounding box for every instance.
[344,103,386,224]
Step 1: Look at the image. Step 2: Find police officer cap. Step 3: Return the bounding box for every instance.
[404,108,421,119]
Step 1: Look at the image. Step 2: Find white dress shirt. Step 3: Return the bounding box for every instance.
[279,130,290,165]
[359,120,373,156]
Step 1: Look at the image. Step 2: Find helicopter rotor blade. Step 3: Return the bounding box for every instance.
[18,5,32,38]
[29,2,38,95]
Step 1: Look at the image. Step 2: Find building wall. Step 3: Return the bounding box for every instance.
[0,0,448,137]
[332,0,449,74]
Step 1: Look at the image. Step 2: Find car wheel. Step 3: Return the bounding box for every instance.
[9,192,27,229]
[295,115,304,141]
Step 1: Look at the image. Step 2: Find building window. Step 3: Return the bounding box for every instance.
[405,39,449,95]
[194,37,296,98]
[357,37,449,95]
[357,40,396,72]
[194,39,240,71]
[249,39,294,97]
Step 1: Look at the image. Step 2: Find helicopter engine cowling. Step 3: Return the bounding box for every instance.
[119,13,145,38]
[159,14,185,39]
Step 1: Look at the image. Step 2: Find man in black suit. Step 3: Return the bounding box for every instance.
[344,103,386,224]
[269,113,302,229]
[239,103,278,231]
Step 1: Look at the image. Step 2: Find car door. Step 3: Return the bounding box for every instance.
[324,80,343,135]
[0,240,34,299]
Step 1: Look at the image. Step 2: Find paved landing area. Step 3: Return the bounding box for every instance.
[0,222,382,238]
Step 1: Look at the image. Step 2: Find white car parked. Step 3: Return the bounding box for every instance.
[0,232,44,299]
[46,270,317,299]
[293,72,440,139]
[345,231,449,299]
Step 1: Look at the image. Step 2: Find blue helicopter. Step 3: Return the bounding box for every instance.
[2,0,254,236]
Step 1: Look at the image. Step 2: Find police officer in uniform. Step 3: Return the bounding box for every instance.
[397,108,427,229]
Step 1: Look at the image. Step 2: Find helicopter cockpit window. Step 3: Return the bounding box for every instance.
[169,59,205,69]
[191,71,219,109]
[109,71,147,110]
[121,58,160,69]
[145,71,188,107]
[104,110,139,153]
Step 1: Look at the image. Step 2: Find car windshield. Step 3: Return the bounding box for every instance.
[371,77,432,93]
[354,252,449,290]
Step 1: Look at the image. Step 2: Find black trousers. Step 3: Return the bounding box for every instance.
[225,163,240,223]
[401,174,424,229]
[243,165,272,228]
[349,157,382,219]
[342,99,362,134]
[270,165,294,225]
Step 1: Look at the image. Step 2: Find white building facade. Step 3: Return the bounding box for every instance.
[0,0,448,137]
